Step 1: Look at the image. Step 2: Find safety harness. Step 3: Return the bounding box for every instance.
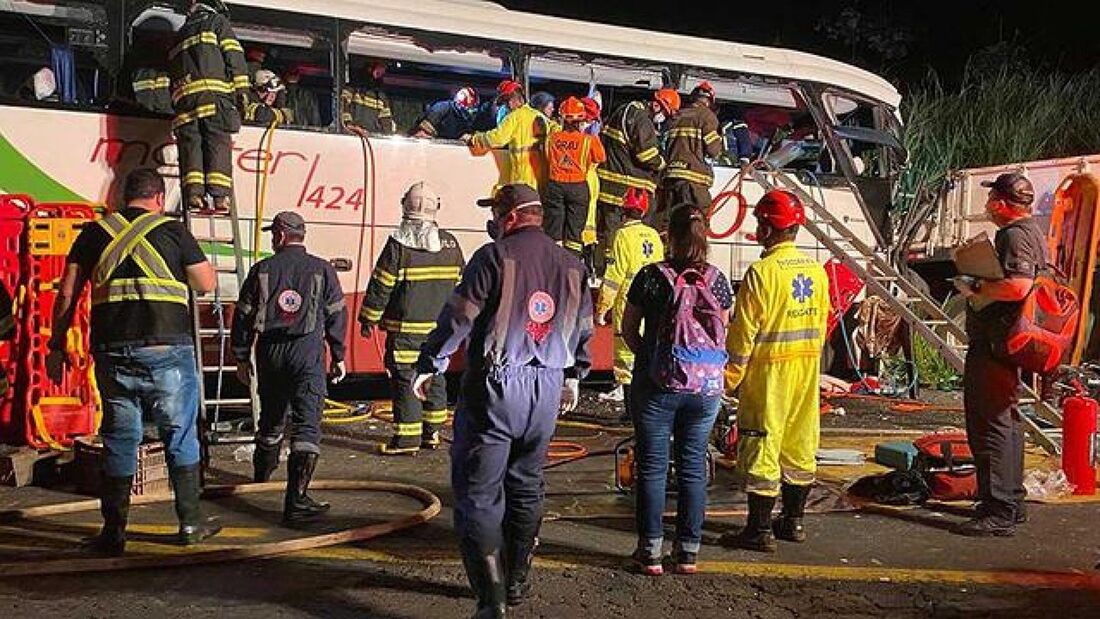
[91,212,189,308]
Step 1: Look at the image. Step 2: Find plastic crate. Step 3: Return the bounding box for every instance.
[0,194,32,444]
[73,436,170,496]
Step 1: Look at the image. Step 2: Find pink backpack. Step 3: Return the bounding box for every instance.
[649,263,728,396]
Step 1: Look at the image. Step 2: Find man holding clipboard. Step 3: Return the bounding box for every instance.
[951,173,1046,537]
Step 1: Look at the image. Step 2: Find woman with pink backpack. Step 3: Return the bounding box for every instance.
[620,203,733,575]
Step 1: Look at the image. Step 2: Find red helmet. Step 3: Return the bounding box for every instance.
[581,96,601,121]
[753,190,805,230]
[497,79,523,100]
[691,81,716,103]
[622,188,650,216]
[453,86,479,111]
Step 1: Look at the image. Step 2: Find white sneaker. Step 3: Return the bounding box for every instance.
[598,385,624,402]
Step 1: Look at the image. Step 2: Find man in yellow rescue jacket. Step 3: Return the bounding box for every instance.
[722,189,829,553]
[595,188,663,423]
[464,80,555,195]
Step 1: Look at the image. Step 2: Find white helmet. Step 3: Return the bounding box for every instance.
[254,69,284,92]
[402,181,441,221]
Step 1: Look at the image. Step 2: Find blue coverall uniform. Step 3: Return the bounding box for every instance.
[418,225,593,611]
[232,245,348,459]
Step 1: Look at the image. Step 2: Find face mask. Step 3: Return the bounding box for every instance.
[486,218,500,240]
[652,112,666,126]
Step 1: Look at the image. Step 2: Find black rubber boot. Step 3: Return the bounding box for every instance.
[504,535,538,606]
[170,464,222,545]
[722,493,777,553]
[253,442,281,483]
[283,451,330,524]
[617,385,633,425]
[82,475,133,556]
[461,544,507,619]
[774,483,810,543]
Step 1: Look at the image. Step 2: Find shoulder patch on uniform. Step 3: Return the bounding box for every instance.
[528,291,556,324]
[278,289,303,314]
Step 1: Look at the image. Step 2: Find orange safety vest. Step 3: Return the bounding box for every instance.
[547,130,606,184]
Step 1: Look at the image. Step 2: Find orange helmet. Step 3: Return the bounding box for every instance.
[691,81,716,104]
[654,88,681,115]
[560,96,586,122]
[754,190,805,230]
[622,188,651,216]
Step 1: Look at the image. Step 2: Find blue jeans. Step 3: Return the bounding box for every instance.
[93,345,201,476]
[634,389,720,556]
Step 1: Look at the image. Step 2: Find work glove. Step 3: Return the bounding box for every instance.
[330,360,347,385]
[360,322,375,339]
[412,373,435,401]
[560,378,580,414]
[236,359,253,387]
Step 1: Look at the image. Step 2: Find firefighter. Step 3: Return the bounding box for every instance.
[544,96,607,255]
[130,66,173,116]
[414,184,593,617]
[657,83,723,231]
[46,169,221,555]
[595,88,679,276]
[0,281,13,397]
[412,86,481,140]
[230,211,349,524]
[243,69,293,125]
[284,65,322,128]
[595,188,664,421]
[341,61,396,136]
[721,190,829,553]
[358,182,465,455]
[463,80,555,195]
[169,0,249,215]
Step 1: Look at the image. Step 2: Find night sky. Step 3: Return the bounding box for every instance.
[500,0,1100,90]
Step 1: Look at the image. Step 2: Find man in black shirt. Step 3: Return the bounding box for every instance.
[47,168,220,556]
[953,172,1046,537]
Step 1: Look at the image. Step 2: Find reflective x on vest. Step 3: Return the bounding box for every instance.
[91,212,190,307]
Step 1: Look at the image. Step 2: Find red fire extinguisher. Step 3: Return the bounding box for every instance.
[1062,382,1099,496]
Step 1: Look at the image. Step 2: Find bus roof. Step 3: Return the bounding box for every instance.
[232,0,902,109]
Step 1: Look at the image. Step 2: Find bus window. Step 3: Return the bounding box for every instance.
[232,23,336,130]
[822,92,905,180]
[682,73,817,171]
[346,27,511,138]
[0,1,110,109]
[527,51,666,121]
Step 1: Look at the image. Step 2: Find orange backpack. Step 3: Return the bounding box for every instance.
[996,275,1079,374]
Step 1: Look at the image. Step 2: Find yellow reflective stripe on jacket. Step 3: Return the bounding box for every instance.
[392,350,421,364]
[233,75,251,90]
[598,191,625,206]
[220,38,244,54]
[133,77,170,92]
[371,268,398,288]
[704,131,722,145]
[360,306,384,323]
[666,127,703,139]
[596,168,657,193]
[382,319,435,335]
[172,103,218,129]
[169,32,218,58]
[172,78,234,102]
[399,266,462,282]
[665,168,714,185]
[92,278,190,307]
[92,213,189,308]
[636,146,661,163]
[602,127,628,145]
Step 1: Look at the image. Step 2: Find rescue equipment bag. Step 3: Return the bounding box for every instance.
[913,430,977,501]
[649,262,728,396]
[994,274,1078,374]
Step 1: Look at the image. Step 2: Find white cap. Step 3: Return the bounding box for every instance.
[402,182,441,221]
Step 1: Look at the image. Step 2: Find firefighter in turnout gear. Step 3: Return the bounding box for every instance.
[243,69,293,125]
[721,190,829,553]
[231,211,349,524]
[465,80,556,195]
[169,0,249,215]
[657,83,723,231]
[595,188,663,422]
[544,96,606,255]
[131,67,173,116]
[47,169,221,555]
[594,88,679,276]
[414,184,594,617]
[359,183,465,455]
[0,282,13,397]
[341,61,396,136]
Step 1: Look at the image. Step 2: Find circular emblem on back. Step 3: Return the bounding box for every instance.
[278,289,303,314]
[527,291,556,324]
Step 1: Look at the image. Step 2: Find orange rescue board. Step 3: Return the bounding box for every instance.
[1047,173,1100,364]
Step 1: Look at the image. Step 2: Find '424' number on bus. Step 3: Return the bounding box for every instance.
[300,186,365,210]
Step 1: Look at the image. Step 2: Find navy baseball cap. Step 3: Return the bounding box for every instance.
[262,211,306,232]
[476,184,541,214]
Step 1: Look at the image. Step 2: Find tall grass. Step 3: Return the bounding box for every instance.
[895,63,1100,220]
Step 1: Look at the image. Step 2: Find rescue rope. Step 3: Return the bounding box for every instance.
[0,480,441,577]
[546,441,589,460]
[706,170,749,240]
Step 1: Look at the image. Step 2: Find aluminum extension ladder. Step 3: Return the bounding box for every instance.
[750,169,1062,455]
[185,195,260,446]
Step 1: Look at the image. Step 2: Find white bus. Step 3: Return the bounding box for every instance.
[0,0,905,374]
